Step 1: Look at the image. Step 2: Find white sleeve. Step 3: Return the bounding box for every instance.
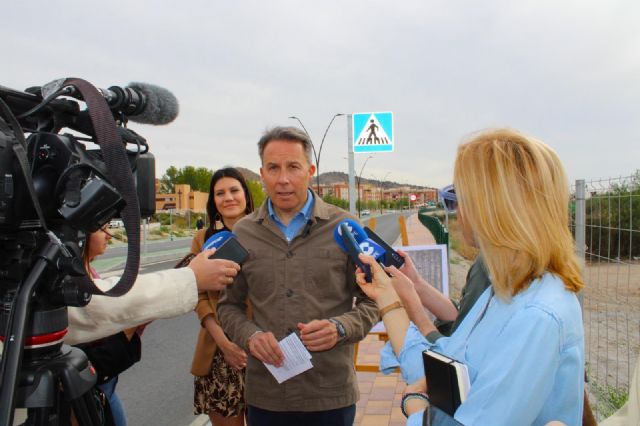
[65,268,198,344]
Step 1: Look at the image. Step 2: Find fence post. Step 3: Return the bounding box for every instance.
[575,179,586,306]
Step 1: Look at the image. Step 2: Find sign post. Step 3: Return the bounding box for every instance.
[347,115,356,215]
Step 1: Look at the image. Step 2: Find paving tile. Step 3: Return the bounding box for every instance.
[368,386,397,401]
[356,371,378,382]
[364,400,393,414]
[360,414,391,426]
[390,407,405,422]
[373,376,398,387]
[359,381,373,394]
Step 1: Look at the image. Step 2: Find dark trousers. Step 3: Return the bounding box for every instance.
[247,404,356,426]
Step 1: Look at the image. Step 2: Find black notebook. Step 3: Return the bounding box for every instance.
[422,350,471,417]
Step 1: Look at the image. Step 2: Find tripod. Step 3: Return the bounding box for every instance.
[17,344,107,425]
[0,236,107,426]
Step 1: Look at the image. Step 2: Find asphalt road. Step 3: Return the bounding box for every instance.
[110,211,410,426]
[100,238,192,260]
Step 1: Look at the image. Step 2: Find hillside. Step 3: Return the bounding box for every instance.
[318,171,429,189]
[235,168,430,189]
[236,166,261,182]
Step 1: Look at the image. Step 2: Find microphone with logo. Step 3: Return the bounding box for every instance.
[203,231,234,251]
[333,219,386,283]
[203,231,249,265]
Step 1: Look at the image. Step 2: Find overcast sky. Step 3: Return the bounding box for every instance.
[3,1,638,187]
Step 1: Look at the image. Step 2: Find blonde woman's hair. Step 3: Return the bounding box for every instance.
[453,129,583,299]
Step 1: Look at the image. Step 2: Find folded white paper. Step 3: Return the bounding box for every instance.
[264,333,313,384]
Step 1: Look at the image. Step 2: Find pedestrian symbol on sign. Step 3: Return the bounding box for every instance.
[352,112,394,153]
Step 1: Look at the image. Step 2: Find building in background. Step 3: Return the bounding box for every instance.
[156,183,208,213]
[314,182,437,205]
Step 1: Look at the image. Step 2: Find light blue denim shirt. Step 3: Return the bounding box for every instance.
[267,189,314,243]
[380,273,584,426]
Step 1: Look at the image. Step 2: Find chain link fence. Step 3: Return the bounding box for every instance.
[572,173,640,419]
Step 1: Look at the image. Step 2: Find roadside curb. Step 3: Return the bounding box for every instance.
[188,415,210,426]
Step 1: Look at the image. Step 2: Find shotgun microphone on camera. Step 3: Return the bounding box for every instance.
[98,82,179,125]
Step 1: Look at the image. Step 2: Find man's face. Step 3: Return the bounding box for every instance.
[260,139,315,216]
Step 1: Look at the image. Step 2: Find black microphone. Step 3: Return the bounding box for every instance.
[99,82,179,125]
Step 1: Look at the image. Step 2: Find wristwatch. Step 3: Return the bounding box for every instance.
[329,318,346,342]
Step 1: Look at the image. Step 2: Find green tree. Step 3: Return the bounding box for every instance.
[178,166,213,192]
[247,180,266,208]
[160,165,179,193]
[323,195,348,210]
[584,170,639,260]
[159,166,213,193]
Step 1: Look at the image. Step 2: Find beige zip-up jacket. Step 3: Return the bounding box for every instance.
[217,194,379,412]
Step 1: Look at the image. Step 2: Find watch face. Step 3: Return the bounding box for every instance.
[338,325,346,338]
[338,323,346,338]
[331,319,346,338]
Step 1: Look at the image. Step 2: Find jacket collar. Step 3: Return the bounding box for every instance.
[253,189,331,225]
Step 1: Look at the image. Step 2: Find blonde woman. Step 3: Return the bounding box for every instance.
[357,129,585,425]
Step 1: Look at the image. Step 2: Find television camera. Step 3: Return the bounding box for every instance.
[0,77,178,425]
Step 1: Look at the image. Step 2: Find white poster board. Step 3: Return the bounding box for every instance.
[396,244,449,297]
[370,244,449,333]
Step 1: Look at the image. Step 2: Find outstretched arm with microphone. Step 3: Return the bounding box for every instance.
[65,249,240,344]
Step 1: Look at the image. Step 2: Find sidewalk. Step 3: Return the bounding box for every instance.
[390,213,436,247]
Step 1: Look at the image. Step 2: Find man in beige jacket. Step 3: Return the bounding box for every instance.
[217,127,378,426]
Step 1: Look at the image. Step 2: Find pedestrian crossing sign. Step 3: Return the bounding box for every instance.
[352,112,394,153]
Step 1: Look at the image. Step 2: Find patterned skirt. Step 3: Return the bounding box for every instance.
[193,349,246,417]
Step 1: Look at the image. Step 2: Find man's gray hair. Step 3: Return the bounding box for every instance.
[258,126,314,164]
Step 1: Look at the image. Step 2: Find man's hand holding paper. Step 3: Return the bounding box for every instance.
[263,333,313,384]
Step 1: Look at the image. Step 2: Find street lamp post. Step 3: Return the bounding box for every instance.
[356,155,374,218]
[169,208,174,241]
[289,114,344,194]
[372,172,391,214]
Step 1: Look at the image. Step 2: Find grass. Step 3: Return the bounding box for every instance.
[589,380,629,419]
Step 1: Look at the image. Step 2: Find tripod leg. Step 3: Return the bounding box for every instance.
[24,407,51,426]
[69,391,104,426]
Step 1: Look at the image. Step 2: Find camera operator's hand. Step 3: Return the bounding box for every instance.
[188,249,240,291]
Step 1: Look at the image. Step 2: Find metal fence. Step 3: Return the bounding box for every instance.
[572,173,640,419]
